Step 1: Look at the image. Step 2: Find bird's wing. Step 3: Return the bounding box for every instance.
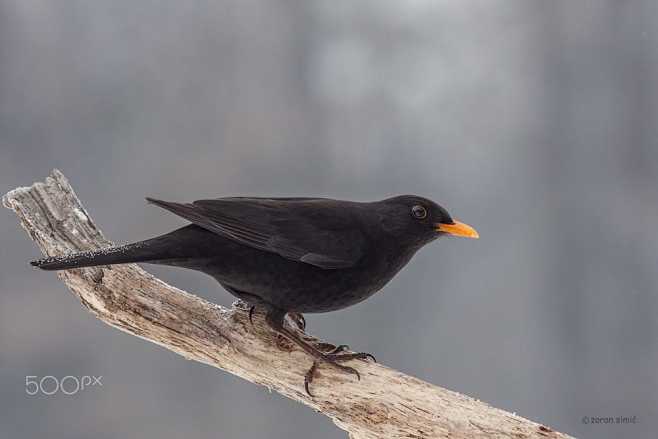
[145,197,366,269]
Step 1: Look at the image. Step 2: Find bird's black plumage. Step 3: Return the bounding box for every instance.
[32,195,475,312]
[31,194,478,394]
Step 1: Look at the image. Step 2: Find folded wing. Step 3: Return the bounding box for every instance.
[146,197,365,269]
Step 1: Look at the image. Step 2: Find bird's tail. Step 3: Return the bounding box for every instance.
[30,224,218,271]
[30,241,158,271]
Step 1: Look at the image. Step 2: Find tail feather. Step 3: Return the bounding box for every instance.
[30,241,153,271]
[30,224,219,271]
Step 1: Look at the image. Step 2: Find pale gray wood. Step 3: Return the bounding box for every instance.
[3,170,572,439]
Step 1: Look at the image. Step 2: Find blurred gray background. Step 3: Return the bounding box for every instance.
[1,1,657,438]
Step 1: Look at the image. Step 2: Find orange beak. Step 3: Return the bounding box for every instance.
[435,221,479,239]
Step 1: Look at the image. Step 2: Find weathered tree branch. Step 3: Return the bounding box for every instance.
[4,170,572,439]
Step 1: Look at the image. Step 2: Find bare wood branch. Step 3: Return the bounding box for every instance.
[3,170,572,439]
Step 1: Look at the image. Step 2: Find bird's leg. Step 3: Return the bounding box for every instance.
[245,304,293,349]
[264,307,375,396]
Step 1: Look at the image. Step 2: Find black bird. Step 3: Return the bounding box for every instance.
[31,195,478,395]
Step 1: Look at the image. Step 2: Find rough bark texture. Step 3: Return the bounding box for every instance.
[3,170,573,439]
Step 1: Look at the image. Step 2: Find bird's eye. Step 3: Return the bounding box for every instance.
[411,205,427,219]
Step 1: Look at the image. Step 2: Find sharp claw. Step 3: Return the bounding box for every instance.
[331,361,360,380]
[343,365,360,381]
[249,306,255,325]
[304,361,318,397]
[325,351,375,363]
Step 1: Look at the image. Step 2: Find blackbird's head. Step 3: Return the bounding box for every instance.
[377,195,479,247]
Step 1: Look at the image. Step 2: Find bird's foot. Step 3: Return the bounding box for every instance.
[303,349,376,397]
[264,307,375,397]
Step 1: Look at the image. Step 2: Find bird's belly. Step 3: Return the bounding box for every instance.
[201,236,414,313]
[285,281,378,313]
[218,265,380,313]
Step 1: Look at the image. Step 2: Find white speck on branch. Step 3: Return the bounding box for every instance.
[3,170,574,439]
